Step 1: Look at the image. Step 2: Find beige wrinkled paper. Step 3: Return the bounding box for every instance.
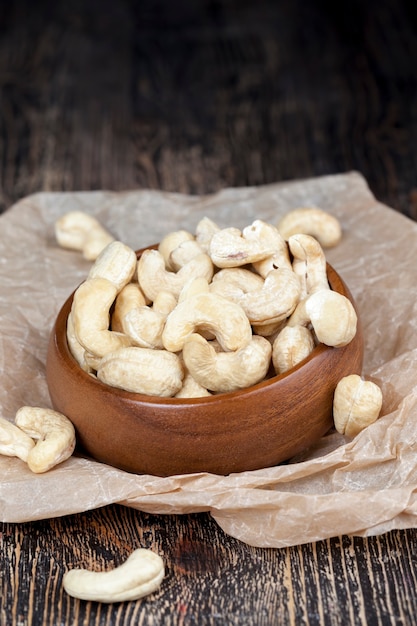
[1,171,416,548]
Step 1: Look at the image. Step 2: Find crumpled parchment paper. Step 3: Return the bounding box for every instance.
[1,171,417,548]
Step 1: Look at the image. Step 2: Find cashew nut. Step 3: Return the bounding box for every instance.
[63,548,165,603]
[55,211,115,260]
[195,216,221,252]
[71,277,132,358]
[15,406,76,473]
[238,268,301,324]
[333,375,383,437]
[137,249,214,301]
[175,372,212,398]
[209,220,282,268]
[210,267,265,301]
[97,346,184,396]
[183,333,272,393]
[288,233,329,296]
[0,416,35,462]
[272,325,315,374]
[66,312,94,373]
[111,282,148,333]
[122,291,177,350]
[88,241,137,292]
[252,229,292,278]
[158,229,194,271]
[162,292,252,353]
[288,289,357,348]
[277,207,342,248]
[169,239,204,271]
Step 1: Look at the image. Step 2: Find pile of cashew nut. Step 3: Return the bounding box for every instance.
[66,210,357,398]
[59,206,383,436]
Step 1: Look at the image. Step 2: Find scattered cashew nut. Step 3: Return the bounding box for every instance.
[277,206,342,248]
[63,548,165,603]
[333,374,383,437]
[15,406,76,473]
[55,211,115,261]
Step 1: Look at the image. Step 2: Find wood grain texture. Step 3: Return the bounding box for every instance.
[1,0,417,624]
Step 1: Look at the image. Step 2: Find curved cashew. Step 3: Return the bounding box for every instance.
[333,375,383,437]
[66,312,94,373]
[111,283,148,333]
[288,289,357,347]
[97,346,184,396]
[178,276,210,302]
[71,277,132,358]
[195,216,221,253]
[63,548,165,603]
[15,407,76,473]
[169,239,205,271]
[288,233,329,296]
[182,333,272,393]
[175,372,212,398]
[239,268,301,324]
[272,325,315,374]
[209,220,282,268]
[158,229,194,271]
[88,241,137,292]
[137,249,214,301]
[252,229,292,278]
[210,268,264,300]
[0,416,35,462]
[55,211,115,261]
[277,207,342,248]
[162,292,252,353]
[117,291,177,349]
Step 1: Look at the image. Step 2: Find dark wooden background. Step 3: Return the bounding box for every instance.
[2,0,417,624]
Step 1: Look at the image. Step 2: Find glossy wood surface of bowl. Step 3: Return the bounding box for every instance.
[46,263,364,477]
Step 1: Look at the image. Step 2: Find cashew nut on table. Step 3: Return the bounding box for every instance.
[63,548,165,603]
[53,208,382,436]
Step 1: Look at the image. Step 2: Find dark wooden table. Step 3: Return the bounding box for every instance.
[1,0,417,624]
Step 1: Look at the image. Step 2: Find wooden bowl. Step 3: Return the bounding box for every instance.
[46,261,364,477]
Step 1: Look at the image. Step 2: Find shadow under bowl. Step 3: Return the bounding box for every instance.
[46,262,364,477]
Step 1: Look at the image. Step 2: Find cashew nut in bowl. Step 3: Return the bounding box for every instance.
[66,312,94,373]
[111,282,148,333]
[272,325,315,374]
[0,416,35,462]
[238,268,301,325]
[54,211,115,260]
[158,229,194,270]
[175,371,212,398]
[288,233,329,296]
[210,267,264,301]
[209,220,283,268]
[288,289,357,348]
[195,216,221,252]
[71,277,132,358]
[333,374,383,437]
[182,333,272,393]
[63,548,165,603]
[162,292,252,353]
[168,239,205,271]
[88,240,138,292]
[15,406,76,473]
[277,206,342,248]
[137,248,214,301]
[96,346,184,396]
